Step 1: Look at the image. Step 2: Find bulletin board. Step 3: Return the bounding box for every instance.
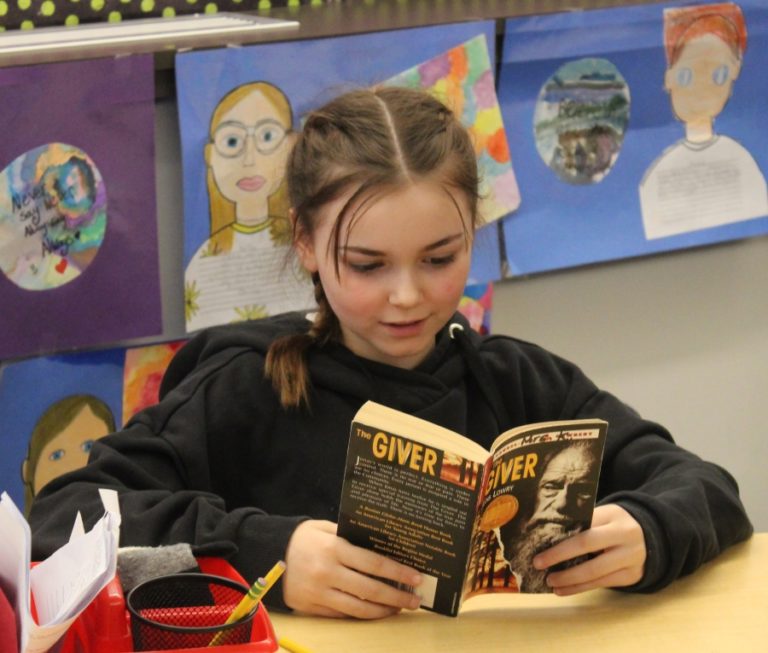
[0,55,161,360]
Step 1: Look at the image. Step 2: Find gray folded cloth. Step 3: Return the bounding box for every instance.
[117,543,199,593]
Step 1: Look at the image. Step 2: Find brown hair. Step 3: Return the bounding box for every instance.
[265,86,480,408]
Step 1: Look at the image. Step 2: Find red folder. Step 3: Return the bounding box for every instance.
[0,585,18,653]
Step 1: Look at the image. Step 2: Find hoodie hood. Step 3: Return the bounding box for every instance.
[159,310,491,435]
[160,311,313,398]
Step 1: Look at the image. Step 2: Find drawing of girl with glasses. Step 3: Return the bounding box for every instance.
[184,82,315,332]
[639,3,767,240]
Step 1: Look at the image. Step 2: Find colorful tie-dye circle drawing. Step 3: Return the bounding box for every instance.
[533,58,630,185]
[0,143,107,291]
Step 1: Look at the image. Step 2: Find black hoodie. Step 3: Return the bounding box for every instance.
[29,311,752,610]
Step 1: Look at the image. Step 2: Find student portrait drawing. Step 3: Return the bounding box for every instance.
[184,82,314,332]
[21,394,115,516]
[639,2,768,239]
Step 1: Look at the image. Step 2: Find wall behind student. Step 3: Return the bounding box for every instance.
[493,238,768,532]
[153,96,768,531]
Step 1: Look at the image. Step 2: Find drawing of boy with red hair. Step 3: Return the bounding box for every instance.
[639,3,767,239]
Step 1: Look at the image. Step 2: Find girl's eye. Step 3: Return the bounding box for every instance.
[48,449,65,462]
[426,254,456,266]
[81,439,95,454]
[348,261,383,273]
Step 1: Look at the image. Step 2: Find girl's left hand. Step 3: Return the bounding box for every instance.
[531,504,647,595]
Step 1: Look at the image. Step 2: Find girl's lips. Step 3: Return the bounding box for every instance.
[382,319,427,337]
[236,176,266,192]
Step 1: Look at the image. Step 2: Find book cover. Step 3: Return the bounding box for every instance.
[337,401,607,616]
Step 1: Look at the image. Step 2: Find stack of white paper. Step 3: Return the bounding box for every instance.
[0,492,118,653]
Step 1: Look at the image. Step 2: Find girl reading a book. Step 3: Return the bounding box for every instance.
[30,86,752,619]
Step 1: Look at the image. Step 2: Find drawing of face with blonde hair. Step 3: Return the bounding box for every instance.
[205,82,295,252]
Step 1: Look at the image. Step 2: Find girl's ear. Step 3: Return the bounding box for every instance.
[292,209,319,272]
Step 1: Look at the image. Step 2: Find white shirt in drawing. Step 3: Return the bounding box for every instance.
[639,135,768,240]
[184,222,315,332]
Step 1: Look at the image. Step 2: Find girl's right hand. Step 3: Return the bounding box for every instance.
[282,519,423,619]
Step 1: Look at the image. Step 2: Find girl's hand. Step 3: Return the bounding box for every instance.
[283,519,423,619]
[531,504,647,595]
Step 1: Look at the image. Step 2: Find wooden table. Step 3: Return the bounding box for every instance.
[271,533,766,652]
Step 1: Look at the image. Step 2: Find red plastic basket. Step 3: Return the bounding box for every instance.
[57,557,278,653]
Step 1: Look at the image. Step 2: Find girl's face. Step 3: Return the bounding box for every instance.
[208,90,291,208]
[297,179,473,370]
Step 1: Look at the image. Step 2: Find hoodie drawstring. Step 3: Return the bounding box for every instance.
[449,322,511,433]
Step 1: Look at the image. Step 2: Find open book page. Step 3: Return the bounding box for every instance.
[29,511,118,640]
[463,420,607,602]
[338,401,489,616]
[26,497,118,653]
[0,492,31,653]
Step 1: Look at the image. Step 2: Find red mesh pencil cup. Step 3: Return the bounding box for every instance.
[56,557,278,653]
[126,573,258,650]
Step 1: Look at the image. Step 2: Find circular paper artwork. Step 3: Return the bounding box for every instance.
[0,143,107,291]
[533,58,630,185]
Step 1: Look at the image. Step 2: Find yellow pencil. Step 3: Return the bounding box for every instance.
[209,560,286,646]
[261,559,287,595]
[279,635,314,653]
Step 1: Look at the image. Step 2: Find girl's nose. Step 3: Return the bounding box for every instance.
[388,271,421,307]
